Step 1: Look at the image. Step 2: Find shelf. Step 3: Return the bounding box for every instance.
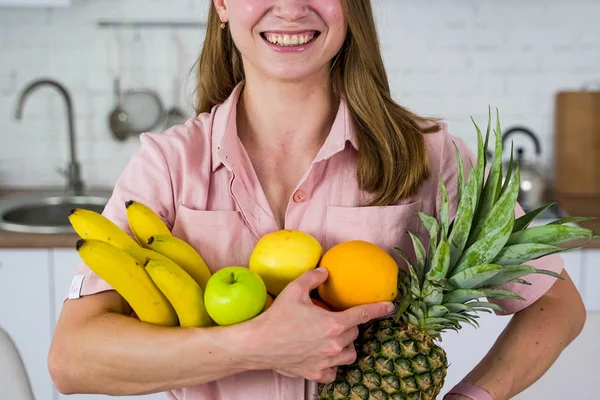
[0,0,70,6]
[97,20,206,29]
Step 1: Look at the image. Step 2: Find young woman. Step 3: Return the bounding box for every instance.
[49,1,586,399]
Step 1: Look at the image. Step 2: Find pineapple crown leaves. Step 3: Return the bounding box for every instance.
[393,107,600,336]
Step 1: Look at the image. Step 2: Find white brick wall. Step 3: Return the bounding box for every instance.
[1,0,599,189]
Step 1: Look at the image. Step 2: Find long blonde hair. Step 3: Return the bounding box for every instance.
[195,0,438,206]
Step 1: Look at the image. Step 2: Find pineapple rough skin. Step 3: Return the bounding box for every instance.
[317,319,447,400]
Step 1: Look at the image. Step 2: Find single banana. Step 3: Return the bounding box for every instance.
[69,208,140,250]
[76,239,178,327]
[125,200,172,248]
[144,258,213,328]
[147,234,212,290]
[125,246,173,266]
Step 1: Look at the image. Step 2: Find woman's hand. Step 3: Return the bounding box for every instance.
[244,268,395,383]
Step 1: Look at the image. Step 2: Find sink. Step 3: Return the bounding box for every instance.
[0,191,111,234]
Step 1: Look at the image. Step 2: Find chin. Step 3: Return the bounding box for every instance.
[261,64,330,84]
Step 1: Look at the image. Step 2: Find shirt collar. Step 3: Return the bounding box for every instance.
[211,81,358,172]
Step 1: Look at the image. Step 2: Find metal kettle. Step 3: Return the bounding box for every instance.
[502,126,547,212]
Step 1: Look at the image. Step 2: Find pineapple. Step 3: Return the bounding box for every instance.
[317,109,599,400]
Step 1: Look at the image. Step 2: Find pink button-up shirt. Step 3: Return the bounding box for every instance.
[70,82,563,399]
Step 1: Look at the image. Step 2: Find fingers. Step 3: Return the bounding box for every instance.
[286,268,329,295]
[328,344,357,368]
[315,367,337,384]
[339,301,395,329]
[338,326,360,348]
[324,328,359,369]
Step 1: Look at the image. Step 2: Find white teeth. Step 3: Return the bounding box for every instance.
[265,32,315,47]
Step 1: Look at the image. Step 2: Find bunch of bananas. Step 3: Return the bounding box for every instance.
[68,200,213,328]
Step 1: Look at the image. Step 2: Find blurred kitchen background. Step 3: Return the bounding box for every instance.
[0,0,599,399]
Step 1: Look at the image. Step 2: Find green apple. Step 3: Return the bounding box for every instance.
[204,266,268,326]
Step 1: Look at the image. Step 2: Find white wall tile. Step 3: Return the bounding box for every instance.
[1,0,599,189]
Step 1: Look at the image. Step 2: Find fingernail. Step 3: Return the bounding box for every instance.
[387,304,396,313]
[317,267,327,272]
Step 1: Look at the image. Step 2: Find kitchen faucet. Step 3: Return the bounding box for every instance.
[14,79,84,196]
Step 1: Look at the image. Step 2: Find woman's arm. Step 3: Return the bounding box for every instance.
[445,269,586,400]
[49,290,255,396]
[49,268,394,396]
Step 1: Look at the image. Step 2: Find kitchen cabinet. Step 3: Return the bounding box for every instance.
[0,0,70,7]
[561,249,584,293]
[51,249,167,400]
[582,249,600,311]
[439,247,589,397]
[0,249,54,400]
[439,312,512,398]
[52,248,81,326]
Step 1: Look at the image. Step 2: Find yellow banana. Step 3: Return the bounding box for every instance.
[125,200,171,248]
[147,234,212,290]
[144,258,213,328]
[125,247,173,265]
[76,239,178,327]
[69,208,140,250]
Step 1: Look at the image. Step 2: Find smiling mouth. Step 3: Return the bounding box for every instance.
[261,31,320,47]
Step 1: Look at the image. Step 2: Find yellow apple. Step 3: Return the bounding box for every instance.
[249,229,323,296]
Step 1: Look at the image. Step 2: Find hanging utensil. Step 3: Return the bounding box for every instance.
[164,77,187,129]
[110,29,164,141]
[119,86,164,134]
[119,29,165,135]
[164,32,189,129]
[109,78,132,141]
[107,31,133,141]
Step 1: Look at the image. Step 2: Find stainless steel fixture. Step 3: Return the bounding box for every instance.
[502,126,547,213]
[14,79,85,195]
[0,190,109,234]
[1,79,110,234]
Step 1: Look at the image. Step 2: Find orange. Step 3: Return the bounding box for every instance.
[317,240,398,311]
[262,294,274,312]
[311,297,333,311]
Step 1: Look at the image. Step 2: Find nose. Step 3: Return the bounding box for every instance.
[272,0,310,22]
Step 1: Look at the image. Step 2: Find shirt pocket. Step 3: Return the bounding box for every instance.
[324,200,423,270]
[171,204,258,273]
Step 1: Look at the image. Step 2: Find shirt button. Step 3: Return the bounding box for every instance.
[293,190,307,203]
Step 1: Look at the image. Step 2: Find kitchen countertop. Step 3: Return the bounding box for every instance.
[0,231,80,249]
[1,187,599,250]
[555,194,600,250]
